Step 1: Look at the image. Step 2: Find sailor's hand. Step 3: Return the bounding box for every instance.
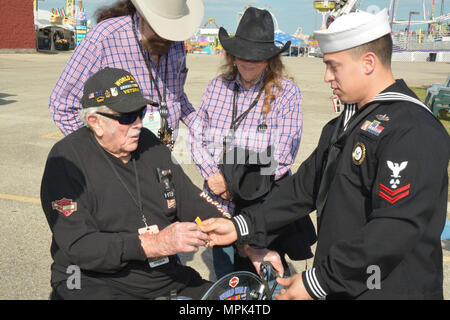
[200,218,237,247]
[240,245,284,278]
[275,274,313,300]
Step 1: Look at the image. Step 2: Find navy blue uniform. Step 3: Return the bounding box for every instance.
[232,80,450,299]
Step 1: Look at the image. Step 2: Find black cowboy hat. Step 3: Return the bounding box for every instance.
[219,146,317,261]
[219,146,276,207]
[219,7,291,62]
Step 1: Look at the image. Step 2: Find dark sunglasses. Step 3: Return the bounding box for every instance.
[96,107,147,125]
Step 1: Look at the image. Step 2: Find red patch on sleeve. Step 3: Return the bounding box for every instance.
[379,184,411,204]
[51,198,77,216]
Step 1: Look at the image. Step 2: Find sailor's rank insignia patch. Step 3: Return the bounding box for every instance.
[379,160,411,204]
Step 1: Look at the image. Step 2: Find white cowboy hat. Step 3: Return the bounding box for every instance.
[131,0,204,41]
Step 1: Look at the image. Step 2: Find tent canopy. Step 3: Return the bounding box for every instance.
[34,9,74,31]
[274,30,306,46]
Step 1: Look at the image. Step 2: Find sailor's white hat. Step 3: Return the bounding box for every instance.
[314,8,391,54]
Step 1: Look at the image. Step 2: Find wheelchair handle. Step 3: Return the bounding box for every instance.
[260,261,279,299]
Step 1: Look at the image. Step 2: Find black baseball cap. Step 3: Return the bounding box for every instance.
[81,68,152,113]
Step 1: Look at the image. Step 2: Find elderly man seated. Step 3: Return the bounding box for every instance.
[41,68,279,300]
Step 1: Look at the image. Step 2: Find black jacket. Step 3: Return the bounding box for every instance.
[231,80,450,299]
[41,127,223,298]
[220,146,316,260]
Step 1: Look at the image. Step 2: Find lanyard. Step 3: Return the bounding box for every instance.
[131,16,173,149]
[91,134,149,228]
[223,83,265,150]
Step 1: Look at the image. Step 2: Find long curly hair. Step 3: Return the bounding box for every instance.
[220,53,288,115]
[95,0,136,23]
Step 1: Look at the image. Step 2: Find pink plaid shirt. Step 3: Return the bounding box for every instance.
[188,73,303,214]
[49,14,194,137]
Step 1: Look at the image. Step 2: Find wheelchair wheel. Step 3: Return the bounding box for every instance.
[201,271,267,300]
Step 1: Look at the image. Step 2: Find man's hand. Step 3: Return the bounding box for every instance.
[139,222,208,257]
[274,274,313,300]
[239,245,284,278]
[207,172,228,196]
[200,218,237,247]
[219,190,232,200]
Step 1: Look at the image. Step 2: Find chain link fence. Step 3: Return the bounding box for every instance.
[392,33,450,62]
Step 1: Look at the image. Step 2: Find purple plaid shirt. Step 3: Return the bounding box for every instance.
[188,73,303,214]
[49,14,194,137]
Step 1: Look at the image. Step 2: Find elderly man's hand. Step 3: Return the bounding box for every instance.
[275,274,313,300]
[200,217,237,247]
[139,222,208,257]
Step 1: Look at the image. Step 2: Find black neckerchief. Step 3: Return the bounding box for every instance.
[315,102,382,220]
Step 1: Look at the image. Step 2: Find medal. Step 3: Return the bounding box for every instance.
[159,126,174,150]
[352,142,366,165]
[257,119,267,133]
[194,217,211,247]
[159,102,169,119]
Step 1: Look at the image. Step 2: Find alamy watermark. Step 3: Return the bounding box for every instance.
[66,265,81,290]
[366,265,381,290]
[170,127,283,176]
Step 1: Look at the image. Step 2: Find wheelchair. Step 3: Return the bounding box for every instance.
[162,261,279,300]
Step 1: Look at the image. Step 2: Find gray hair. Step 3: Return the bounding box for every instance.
[78,105,110,127]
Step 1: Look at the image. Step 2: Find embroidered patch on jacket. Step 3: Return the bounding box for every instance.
[379,161,410,204]
[167,199,176,209]
[361,120,385,136]
[51,198,77,216]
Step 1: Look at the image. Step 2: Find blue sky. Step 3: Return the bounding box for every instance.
[37,0,447,35]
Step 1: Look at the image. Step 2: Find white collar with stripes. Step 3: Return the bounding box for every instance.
[342,91,432,131]
[342,104,357,131]
[372,92,431,113]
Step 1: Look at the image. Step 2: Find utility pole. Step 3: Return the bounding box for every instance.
[34,0,46,33]
[423,0,427,21]
[407,11,420,49]
[390,0,397,28]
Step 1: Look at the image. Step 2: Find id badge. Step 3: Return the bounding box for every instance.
[138,225,170,268]
[142,111,162,137]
